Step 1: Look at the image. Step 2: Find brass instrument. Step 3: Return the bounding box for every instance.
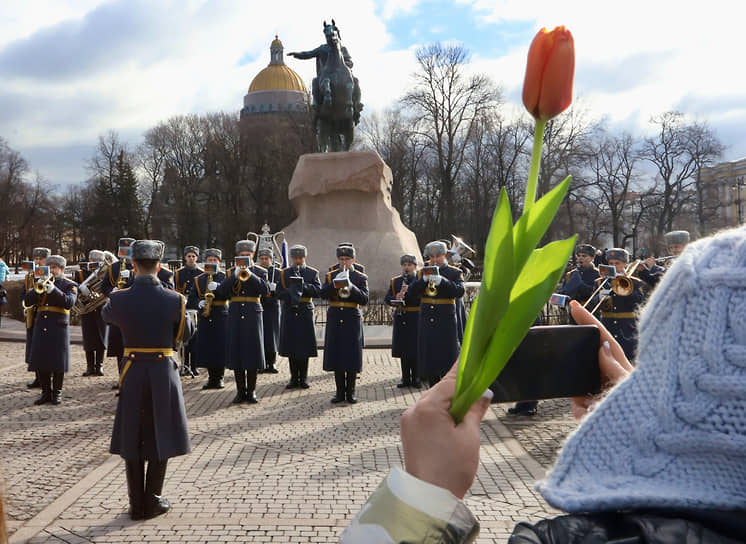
[235,256,252,282]
[655,255,677,266]
[334,265,351,298]
[588,260,643,314]
[34,275,54,295]
[423,266,439,297]
[446,235,476,280]
[22,300,36,329]
[72,251,118,317]
[202,272,215,317]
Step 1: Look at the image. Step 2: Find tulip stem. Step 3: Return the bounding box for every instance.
[524,119,546,214]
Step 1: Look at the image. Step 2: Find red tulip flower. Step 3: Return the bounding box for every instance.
[522,26,575,121]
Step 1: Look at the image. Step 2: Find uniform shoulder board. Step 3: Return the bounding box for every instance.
[306,266,319,274]
[392,274,402,282]
[253,264,268,273]
[326,271,333,282]
[328,264,338,271]
[196,266,204,274]
[447,264,462,272]
[564,270,573,282]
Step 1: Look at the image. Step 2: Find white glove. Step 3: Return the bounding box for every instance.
[45,281,55,294]
[207,281,218,291]
[198,300,206,309]
[111,287,119,293]
[431,275,442,286]
[233,267,239,278]
[600,289,611,297]
[79,284,90,296]
[269,281,277,292]
[120,269,130,279]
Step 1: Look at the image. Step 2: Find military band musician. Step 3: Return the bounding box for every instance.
[24,255,78,405]
[103,240,193,520]
[215,240,269,404]
[276,245,321,390]
[384,254,421,388]
[24,247,51,389]
[321,244,369,404]
[187,248,229,389]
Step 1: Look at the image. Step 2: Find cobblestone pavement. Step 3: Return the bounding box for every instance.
[0,338,580,543]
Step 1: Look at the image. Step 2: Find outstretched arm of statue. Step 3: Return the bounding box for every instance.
[287,46,322,60]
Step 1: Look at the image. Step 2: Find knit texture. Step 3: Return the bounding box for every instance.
[539,226,746,512]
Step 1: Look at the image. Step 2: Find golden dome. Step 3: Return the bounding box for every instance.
[271,36,283,48]
[249,64,307,93]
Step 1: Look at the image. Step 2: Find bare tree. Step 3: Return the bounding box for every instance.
[586,128,641,246]
[640,111,723,236]
[402,43,501,236]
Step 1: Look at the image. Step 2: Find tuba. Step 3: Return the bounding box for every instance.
[72,251,118,317]
[446,235,477,280]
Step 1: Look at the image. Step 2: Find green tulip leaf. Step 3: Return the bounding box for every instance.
[457,188,514,392]
[450,236,576,423]
[513,175,571,278]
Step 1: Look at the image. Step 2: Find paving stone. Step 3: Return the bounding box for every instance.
[0,338,580,542]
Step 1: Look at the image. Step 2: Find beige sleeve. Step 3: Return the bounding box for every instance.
[339,467,479,544]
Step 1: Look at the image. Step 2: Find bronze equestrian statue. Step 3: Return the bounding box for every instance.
[288,20,363,152]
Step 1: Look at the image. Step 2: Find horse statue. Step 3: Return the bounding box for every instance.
[287,20,363,152]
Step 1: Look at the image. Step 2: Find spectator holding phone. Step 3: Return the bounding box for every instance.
[342,226,746,542]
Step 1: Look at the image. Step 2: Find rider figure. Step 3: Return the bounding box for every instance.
[287,20,363,124]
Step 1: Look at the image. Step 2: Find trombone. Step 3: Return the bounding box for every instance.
[585,260,643,314]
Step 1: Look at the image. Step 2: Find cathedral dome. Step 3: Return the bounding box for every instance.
[242,36,309,117]
[249,64,307,93]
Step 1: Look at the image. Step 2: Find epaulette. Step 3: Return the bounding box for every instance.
[326,271,333,283]
[252,264,268,273]
[307,266,319,274]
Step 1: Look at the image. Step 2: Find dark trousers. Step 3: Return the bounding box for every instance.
[288,357,309,384]
[207,367,224,382]
[399,357,419,385]
[39,371,64,392]
[233,370,257,393]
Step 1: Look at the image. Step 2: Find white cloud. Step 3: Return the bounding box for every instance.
[2,0,746,185]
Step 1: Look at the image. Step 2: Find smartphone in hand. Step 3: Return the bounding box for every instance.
[490,325,601,403]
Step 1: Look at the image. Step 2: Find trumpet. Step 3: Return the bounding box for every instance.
[234,256,252,281]
[334,265,351,299]
[202,272,215,317]
[34,275,54,294]
[423,266,439,297]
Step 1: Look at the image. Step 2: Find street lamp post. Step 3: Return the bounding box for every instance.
[733,177,745,224]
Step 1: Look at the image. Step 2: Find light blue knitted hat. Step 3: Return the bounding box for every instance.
[539,226,746,512]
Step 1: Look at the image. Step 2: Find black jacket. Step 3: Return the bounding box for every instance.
[509,510,746,544]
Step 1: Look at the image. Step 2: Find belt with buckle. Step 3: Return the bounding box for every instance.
[330,301,360,308]
[601,312,635,319]
[37,305,70,315]
[231,296,260,302]
[420,297,456,305]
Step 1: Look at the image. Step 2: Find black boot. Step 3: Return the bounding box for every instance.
[144,459,170,519]
[34,372,52,405]
[397,358,410,388]
[345,372,358,404]
[409,359,422,388]
[286,358,299,389]
[27,371,41,389]
[507,400,538,416]
[232,370,246,403]
[331,371,346,403]
[125,459,145,520]
[245,371,258,403]
[83,351,95,376]
[51,372,64,405]
[298,358,310,389]
[265,352,279,373]
[95,351,104,376]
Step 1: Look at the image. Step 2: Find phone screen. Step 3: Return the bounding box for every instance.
[490,325,601,403]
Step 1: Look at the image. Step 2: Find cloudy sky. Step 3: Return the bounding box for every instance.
[2,0,745,188]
